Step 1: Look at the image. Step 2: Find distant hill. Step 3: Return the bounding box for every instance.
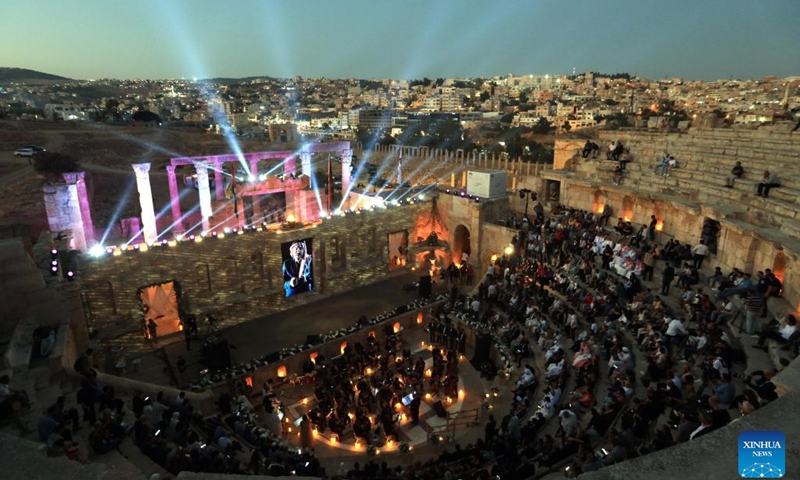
[0,68,71,84]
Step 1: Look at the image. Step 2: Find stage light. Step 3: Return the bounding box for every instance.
[89,245,105,257]
[167,240,178,247]
[51,260,58,266]
[105,247,115,254]
[504,245,514,255]
[419,194,425,200]
[50,249,58,256]
[286,213,297,223]
[248,174,256,183]
[50,266,58,275]
[66,271,75,280]
[223,227,231,234]
[139,244,148,252]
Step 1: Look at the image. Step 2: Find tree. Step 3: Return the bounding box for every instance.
[562,120,572,132]
[533,117,552,134]
[33,152,80,178]
[479,91,490,102]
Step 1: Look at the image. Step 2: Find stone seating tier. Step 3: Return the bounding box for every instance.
[578,161,800,248]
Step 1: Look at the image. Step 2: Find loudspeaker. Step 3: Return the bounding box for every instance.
[432,400,448,418]
[418,275,432,298]
[202,339,231,371]
[470,333,491,367]
[306,334,322,345]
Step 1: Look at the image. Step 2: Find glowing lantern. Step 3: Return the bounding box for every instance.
[623,216,631,222]
[394,402,402,410]
[655,219,664,232]
[331,436,338,444]
[504,245,514,256]
[277,365,287,378]
[597,205,605,214]
[245,376,253,388]
[425,369,432,378]
[416,312,423,325]
[393,322,401,334]
[340,341,348,355]
[302,398,308,405]
[425,393,432,400]
[309,352,318,364]
[459,389,464,398]
[286,213,298,223]
[387,439,394,448]
[490,254,498,262]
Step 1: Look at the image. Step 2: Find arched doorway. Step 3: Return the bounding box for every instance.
[622,196,635,222]
[592,190,606,214]
[772,252,787,283]
[453,225,471,266]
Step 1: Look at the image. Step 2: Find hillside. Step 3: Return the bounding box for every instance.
[0,67,71,84]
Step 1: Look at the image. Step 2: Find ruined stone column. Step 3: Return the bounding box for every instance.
[213,159,225,201]
[43,183,87,251]
[132,163,158,245]
[165,166,185,235]
[248,157,260,225]
[62,172,95,247]
[193,160,213,233]
[300,152,313,178]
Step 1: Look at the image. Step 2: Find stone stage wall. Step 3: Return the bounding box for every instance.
[78,202,429,342]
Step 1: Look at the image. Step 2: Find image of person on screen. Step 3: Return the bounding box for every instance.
[283,241,312,297]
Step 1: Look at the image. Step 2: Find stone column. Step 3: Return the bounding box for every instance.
[300,152,313,178]
[194,160,213,233]
[132,163,158,245]
[248,158,260,225]
[43,183,87,251]
[213,159,225,200]
[165,166,185,235]
[341,149,353,197]
[62,172,95,247]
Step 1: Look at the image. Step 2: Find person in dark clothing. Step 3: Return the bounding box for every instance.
[662,264,675,296]
[409,395,421,425]
[485,415,497,444]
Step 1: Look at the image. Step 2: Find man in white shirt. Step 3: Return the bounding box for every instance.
[559,409,579,438]
[691,241,709,271]
[471,298,481,316]
[689,411,716,440]
[666,317,687,338]
[755,314,797,350]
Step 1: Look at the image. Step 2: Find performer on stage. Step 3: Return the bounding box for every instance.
[283,241,313,297]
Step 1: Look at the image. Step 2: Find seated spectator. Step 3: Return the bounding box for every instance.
[756,170,781,198]
[725,161,744,188]
[753,314,797,351]
[654,154,670,175]
[613,164,624,185]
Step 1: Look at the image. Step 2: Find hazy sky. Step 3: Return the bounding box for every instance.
[2,0,798,81]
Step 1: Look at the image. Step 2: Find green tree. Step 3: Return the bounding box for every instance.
[479,91,490,102]
[562,120,572,132]
[533,117,552,134]
[33,152,80,178]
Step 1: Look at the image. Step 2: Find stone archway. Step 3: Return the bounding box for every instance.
[592,190,606,214]
[622,196,635,222]
[453,225,471,266]
[773,252,787,283]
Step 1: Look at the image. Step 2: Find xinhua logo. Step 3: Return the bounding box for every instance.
[739,430,785,478]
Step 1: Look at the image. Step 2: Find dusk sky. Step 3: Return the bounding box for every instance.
[2,0,799,81]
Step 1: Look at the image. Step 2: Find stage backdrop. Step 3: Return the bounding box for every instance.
[138,281,182,338]
[388,230,408,270]
[281,238,314,298]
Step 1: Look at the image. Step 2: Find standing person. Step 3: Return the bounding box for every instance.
[756,171,781,198]
[648,215,658,241]
[691,241,709,271]
[299,414,313,449]
[409,394,421,425]
[485,414,497,444]
[662,264,675,296]
[642,250,655,282]
[744,291,763,335]
[147,319,158,344]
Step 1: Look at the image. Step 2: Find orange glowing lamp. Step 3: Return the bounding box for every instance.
[277,365,287,378]
[393,322,401,334]
[416,312,423,325]
[655,220,664,232]
[340,341,348,355]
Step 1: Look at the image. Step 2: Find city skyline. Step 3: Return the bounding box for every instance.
[1,0,799,81]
